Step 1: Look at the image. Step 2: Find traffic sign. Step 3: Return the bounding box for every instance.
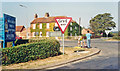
[55,17,72,34]
[55,17,72,55]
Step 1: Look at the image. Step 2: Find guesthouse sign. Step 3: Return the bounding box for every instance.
[0,14,16,48]
[4,14,16,42]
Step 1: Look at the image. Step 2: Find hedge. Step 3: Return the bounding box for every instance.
[2,39,61,66]
[112,36,120,40]
[15,39,29,46]
[28,37,55,43]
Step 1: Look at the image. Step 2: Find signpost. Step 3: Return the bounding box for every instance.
[0,14,16,48]
[105,30,110,38]
[55,17,72,55]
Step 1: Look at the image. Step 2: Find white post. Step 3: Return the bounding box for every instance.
[63,33,64,55]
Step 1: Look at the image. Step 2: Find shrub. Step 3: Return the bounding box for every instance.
[28,37,55,43]
[15,39,29,46]
[112,36,120,40]
[2,39,60,66]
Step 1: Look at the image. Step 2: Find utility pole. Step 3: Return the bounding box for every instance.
[79,18,81,36]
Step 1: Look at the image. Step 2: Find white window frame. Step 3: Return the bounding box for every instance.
[33,32,35,37]
[46,23,49,29]
[33,24,36,29]
[75,26,77,29]
[70,27,72,31]
[40,23,42,29]
[46,32,49,37]
[55,23,58,27]
[39,32,42,37]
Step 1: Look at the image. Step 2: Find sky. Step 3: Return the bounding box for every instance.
[1,0,119,31]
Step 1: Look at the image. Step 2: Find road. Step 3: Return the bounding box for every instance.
[54,38,119,69]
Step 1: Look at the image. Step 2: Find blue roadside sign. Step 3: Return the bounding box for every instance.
[3,14,16,42]
[0,17,4,41]
[0,14,16,48]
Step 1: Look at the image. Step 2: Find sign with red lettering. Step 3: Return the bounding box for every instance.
[55,17,72,34]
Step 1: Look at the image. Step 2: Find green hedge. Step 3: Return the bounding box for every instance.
[28,37,55,43]
[15,39,29,46]
[112,36,120,40]
[2,39,60,66]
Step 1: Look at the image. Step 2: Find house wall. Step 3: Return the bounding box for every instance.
[30,23,55,37]
[68,22,81,36]
[82,29,88,35]
[82,29,95,36]
[30,22,81,37]
[16,32,20,36]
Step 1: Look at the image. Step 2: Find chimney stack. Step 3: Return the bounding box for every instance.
[34,14,38,18]
[45,13,49,18]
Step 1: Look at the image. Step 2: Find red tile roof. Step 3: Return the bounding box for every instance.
[16,26,25,32]
[84,29,94,34]
[30,16,76,24]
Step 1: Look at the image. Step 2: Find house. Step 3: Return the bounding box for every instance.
[82,29,95,36]
[16,26,26,37]
[30,13,81,37]
[16,26,31,38]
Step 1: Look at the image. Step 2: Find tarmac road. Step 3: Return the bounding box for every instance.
[56,38,119,69]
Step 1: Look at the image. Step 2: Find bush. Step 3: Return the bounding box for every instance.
[28,37,55,43]
[2,39,60,66]
[15,39,29,46]
[112,36,120,40]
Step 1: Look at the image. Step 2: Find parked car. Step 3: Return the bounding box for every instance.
[16,36,22,40]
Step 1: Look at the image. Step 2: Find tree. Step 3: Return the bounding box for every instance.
[89,13,116,35]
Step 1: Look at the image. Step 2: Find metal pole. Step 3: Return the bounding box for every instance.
[63,33,64,55]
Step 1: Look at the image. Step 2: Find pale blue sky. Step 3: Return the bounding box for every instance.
[1,1,119,31]
[1,0,120,2]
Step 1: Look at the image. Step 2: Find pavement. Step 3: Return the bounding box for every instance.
[35,47,101,70]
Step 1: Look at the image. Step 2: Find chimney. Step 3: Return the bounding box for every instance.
[45,13,49,18]
[34,14,38,18]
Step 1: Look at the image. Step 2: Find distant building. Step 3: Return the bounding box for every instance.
[30,13,81,37]
[82,29,95,36]
[16,26,30,38]
[16,26,26,37]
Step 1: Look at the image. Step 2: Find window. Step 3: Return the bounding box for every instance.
[70,23,72,25]
[47,23,49,29]
[33,24,36,29]
[55,23,58,27]
[40,32,42,37]
[70,27,72,31]
[75,26,77,29]
[46,32,49,37]
[35,32,39,36]
[33,32,35,37]
[40,23,42,29]
[70,33,72,36]
[75,33,77,36]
